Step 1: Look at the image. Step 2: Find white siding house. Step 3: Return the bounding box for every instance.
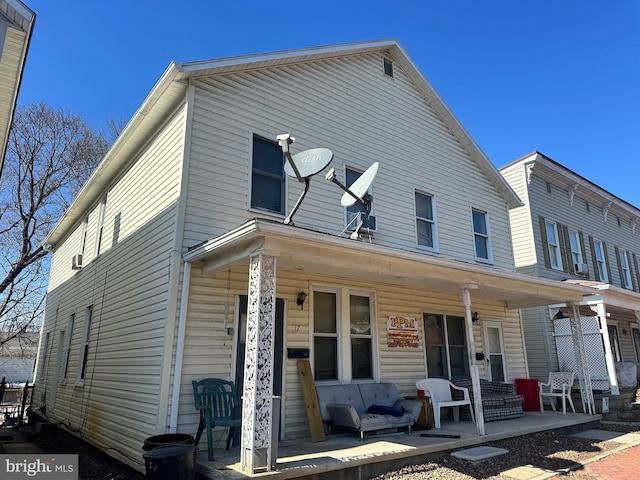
[501,151,640,398]
[34,41,592,474]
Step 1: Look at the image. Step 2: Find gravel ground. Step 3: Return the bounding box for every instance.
[370,429,625,480]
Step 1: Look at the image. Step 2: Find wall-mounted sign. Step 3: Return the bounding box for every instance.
[387,316,419,348]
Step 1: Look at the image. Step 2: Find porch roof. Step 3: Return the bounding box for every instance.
[565,279,640,313]
[184,219,596,310]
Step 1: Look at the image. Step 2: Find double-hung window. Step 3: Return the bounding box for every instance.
[415,191,437,250]
[62,314,74,381]
[472,208,492,262]
[312,288,375,382]
[593,239,609,283]
[618,249,633,289]
[423,313,469,379]
[251,135,285,215]
[544,220,563,270]
[568,229,584,274]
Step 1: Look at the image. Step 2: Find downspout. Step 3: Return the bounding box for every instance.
[169,261,191,433]
[462,284,485,436]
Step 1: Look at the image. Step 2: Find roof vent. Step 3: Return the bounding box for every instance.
[383,58,393,77]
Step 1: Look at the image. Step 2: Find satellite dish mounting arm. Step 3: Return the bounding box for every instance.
[325,168,373,213]
[277,133,303,182]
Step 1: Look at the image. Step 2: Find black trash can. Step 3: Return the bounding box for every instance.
[142,433,194,452]
[142,444,196,480]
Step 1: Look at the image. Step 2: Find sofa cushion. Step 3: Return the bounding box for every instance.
[316,384,364,422]
[482,394,507,407]
[358,383,400,410]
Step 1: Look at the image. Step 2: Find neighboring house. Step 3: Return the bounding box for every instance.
[0,331,38,384]
[501,151,640,398]
[0,0,35,176]
[33,40,592,474]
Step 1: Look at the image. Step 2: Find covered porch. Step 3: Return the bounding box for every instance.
[195,410,601,480]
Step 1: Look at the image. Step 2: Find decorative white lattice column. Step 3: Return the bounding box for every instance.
[568,303,595,415]
[591,302,619,395]
[240,253,276,474]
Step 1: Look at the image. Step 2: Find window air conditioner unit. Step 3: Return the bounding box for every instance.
[347,211,377,232]
[574,263,588,274]
[72,254,83,270]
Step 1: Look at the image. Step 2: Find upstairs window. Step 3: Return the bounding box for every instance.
[345,167,376,231]
[592,239,609,283]
[618,248,633,289]
[568,229,585,274]
[472,208,492,262]
[62,314,74,380]
[415,191,437,250]
[95,197,107,257]
[544,220,563,270]
[251,135,285,215]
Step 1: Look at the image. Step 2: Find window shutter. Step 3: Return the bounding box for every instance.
[629,253,638,292]
[559,224,571,273]
[602,241,611,283]
[539,216,551,269]
[589,236,600,281]
[615,246,624,288]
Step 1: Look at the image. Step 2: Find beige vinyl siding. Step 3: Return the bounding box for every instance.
[183,53,514,270]
[501,164,537,272]
[178,265,527,445]
[520,306,556,381]
[34,107,186,467]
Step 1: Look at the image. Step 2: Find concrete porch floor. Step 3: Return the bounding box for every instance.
[195,410,602,480]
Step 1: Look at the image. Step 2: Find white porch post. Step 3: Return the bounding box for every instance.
[240,253,277,474]
[568,303,595,415]
[461,285,485,436]
[592,302,619,395]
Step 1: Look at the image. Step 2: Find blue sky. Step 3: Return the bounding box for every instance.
[19,1,640,205]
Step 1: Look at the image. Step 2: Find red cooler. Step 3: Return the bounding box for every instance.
[515,378,540,411]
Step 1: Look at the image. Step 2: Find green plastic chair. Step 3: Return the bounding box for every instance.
[192,378,242,461]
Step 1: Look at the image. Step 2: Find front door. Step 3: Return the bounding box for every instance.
[483,321,507,382]
[234,296,284,441]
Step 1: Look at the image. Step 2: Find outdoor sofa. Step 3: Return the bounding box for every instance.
[315,383,422,439]
[452,377,524,422]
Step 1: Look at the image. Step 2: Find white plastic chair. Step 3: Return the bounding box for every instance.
[416,378,475,429]
[539,372,575,414]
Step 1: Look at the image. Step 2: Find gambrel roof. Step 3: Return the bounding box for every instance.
[46,39,521,247]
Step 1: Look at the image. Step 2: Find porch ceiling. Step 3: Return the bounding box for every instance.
[185,219,596,309]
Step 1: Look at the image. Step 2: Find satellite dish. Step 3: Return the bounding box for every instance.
[340,162,379,207]
[284,148,334,180]
[326,162,379,240]
[276,133,334,225]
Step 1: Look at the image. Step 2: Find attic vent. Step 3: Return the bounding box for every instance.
[383,58,393,77]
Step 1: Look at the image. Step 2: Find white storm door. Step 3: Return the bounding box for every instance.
[483,321,507,382]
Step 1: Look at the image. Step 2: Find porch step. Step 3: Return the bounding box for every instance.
[451,446,509,464]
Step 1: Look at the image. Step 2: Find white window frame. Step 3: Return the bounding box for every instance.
[544,220,563,270]
[593,239,609,283]
[619,249,633,289]
[568,229,583,272]
[80,216,89,256]
[311,286,378,384]
[415,190,438,251]
[472,208,493,263]
[632,326,640,363]
[77,306,93,385]
[40,332,50,378]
